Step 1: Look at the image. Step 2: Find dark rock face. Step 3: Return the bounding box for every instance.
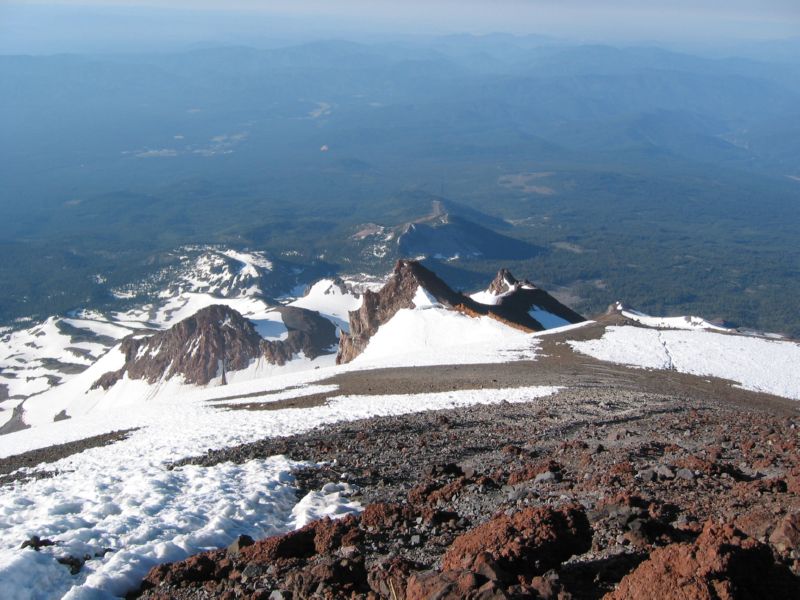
[93,304,337,389]
[94,305,263,388]
[337,261,585,364]
[262,306,337,366]
[482,268,586,330]
[487,268,518,295]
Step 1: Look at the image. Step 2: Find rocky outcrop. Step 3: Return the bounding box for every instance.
[135,503,591,600]
[605,521,800,600]
[337,260,585,363]
[94,305,262,388]
[261,306,337,366]
[94,304,336,389]
[337,260,464,364]
[487,268,518,295]
[442,505,592,576]
[138,515,366,599]
[482,268,586,329]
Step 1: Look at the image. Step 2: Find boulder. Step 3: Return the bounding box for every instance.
[442,505,592,576]
[605,521,800,599]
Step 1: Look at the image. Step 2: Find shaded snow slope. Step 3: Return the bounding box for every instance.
[570,326,800,400]
[529,307,572,329]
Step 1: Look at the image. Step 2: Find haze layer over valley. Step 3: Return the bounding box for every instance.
[2,3,800,599]
[1,5,799,336]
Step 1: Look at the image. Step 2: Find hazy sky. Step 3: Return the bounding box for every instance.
[2,0,799,54]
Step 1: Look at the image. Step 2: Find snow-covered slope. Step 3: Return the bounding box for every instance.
[0,250,366,432]
[611,302,729,331]
[351,295,539,369]
[570,326,800,400]
[0,314,133,401]
[288,279,362,332]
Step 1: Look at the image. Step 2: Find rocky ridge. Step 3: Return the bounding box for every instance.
[350,199,540,263]
[94,304,336,389]
[337,260,584,363]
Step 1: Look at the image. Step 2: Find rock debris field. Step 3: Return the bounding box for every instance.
[134,380,800,599]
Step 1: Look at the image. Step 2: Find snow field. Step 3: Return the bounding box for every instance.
[0,385,560,600]
[569,326,800,400]
[618,306,728,331]
[351,304,540,368]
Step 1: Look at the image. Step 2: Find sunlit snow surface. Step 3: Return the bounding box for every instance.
[0,384,560,600]
[569,326,800,400]
[289,279,362,332]
[618,306,728,331]
[351,304,539,368]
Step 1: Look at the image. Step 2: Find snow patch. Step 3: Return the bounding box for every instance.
[411,285,440,308]
[570,326,800,400]
[289,280,362,332]
[619,306,728,331]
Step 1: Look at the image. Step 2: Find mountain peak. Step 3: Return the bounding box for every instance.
[487,268,538,295]
[93,303,337,391]
[338,261,585,364]
[93,304,263,389]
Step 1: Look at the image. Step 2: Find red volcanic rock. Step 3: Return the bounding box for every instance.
[238,516,359,564]
[311,515,361,554]
[367,556,421,600]
[361,502,416,529]
[507,460,562,485]
[442,505,592,576]
[140,551,229,590]
[139,516,361,595]
[770,513,800,555]
[405,569,487,600]
[605,521,800,599]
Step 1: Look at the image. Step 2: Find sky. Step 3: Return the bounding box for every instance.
[1,0,799,54]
